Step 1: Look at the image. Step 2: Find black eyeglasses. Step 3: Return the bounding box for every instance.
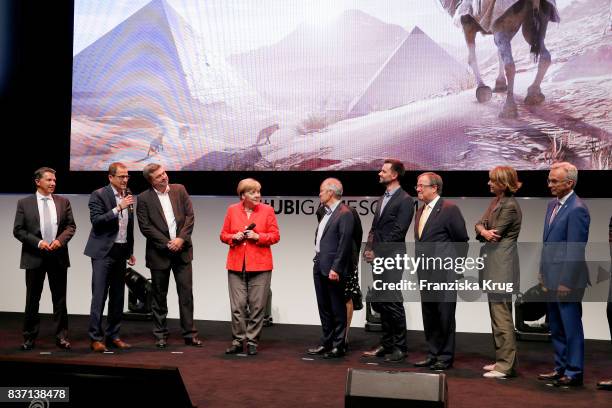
[113,175,130,180]
[414,184,433,189]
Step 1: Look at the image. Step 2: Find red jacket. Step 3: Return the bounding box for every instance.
[220,202,280,272]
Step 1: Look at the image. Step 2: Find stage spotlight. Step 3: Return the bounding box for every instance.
[515,284,550,341]
[124,267,152,320]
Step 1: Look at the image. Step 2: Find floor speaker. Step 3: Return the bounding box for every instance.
[0,356,195,408]
[345,369,447,408]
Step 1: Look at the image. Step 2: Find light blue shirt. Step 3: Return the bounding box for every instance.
[379,186,400,215]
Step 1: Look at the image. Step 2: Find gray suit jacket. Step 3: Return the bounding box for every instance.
[13,194,76,269]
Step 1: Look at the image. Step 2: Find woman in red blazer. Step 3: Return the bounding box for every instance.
[220,178,280,356]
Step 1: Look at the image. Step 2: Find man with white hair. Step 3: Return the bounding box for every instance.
[307,178,354,359]
[538,162,590,387]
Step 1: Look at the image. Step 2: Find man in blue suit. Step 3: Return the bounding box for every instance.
[307,178,354,359]
[538,162,590,387]
[85,162,136,352]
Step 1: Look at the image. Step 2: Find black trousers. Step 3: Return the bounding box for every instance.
[313,258,346,349]
[88,243,129,342]
[372,301,407,352]
[151,259,197,340]
[23,257,68,341]
[371,266,407,352]
[420,289,457,364]
[607,273,612,345]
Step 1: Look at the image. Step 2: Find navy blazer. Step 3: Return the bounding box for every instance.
[366,188,414,257]
[315,203,354,278]
[540,192,590,289]
[84,185,134,259]
[414,197,469,281]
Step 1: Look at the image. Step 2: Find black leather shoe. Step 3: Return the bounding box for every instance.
[247,344,257,356]
[323,347,345,359]
[384,349,407,363]
[430,361,453,371]
[225,344,242,354]
[156,338,167,349]
[184,337,203,347]
[307,345,330,355]
[538,371,563,381]
[362,345,388,358]
[21,339,34,351]
[597,379,612,390]
[56,338,71,350]
[414,358,436,367]
[554,376,583,387]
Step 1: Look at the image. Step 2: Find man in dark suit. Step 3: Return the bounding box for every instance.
[85,162,136,352]
[307,178,354,359]
[414,172,468,371]
[316,203,364,346]
[538,162,590,387]
[362,159,414,362]
[13,167,76,351]
[136,163,201,348]
[597,216,612,390]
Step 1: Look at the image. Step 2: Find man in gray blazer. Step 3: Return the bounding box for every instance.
[136,163,201,348]
[13,167,76,351]
[84,162,136,352]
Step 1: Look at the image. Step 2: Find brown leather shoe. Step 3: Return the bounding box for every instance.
[554,376,583,387]
[538,371,563,381]
[91,341,108,353]
[107,338,131,349]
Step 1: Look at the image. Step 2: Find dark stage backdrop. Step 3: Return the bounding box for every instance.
[0,1,609,196]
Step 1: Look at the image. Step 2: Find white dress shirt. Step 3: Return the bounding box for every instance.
[111,186,128,243]
[155,185,177,240]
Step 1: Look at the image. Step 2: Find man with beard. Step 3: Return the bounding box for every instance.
[362,159,414,362]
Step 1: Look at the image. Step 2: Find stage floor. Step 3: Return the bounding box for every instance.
[0,312,611,407]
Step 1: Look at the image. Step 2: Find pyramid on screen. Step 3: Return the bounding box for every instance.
[72,0,256,122]
[347,26,474,117]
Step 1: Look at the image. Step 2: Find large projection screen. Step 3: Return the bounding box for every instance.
[70,0,612,171]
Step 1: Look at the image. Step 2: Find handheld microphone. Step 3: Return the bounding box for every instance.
[125,188,134,212]
[244,223,256,231]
